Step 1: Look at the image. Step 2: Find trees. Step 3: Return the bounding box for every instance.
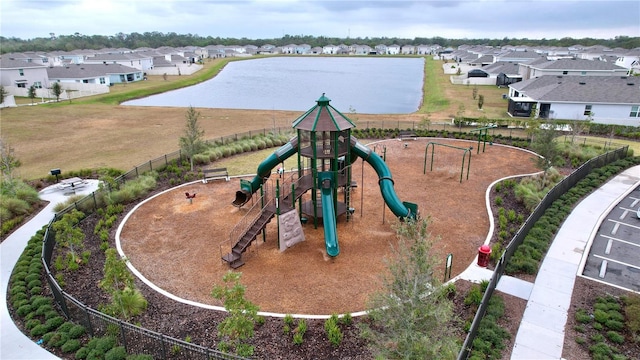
[27,85,37,104]
[52,210,87,270]
[211,271,261,357]
[530,122,560,187]
[100,248,147,320]
[0,137,21,182]
[0,85,8,104]
[51,82,62,102]
[359,218,458,359]
[179,106,205,171]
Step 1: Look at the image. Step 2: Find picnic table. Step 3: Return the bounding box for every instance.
[57,177,88,190]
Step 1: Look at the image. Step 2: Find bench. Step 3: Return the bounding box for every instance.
[398,131,417,140]
[202,168,229,183]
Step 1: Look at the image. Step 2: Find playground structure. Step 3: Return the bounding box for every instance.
[223,94,418,268]
[424,142,473,183]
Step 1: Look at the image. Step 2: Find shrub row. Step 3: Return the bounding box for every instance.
[506,156,640,275]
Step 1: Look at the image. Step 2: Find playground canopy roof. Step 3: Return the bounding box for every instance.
[292,94,355,132]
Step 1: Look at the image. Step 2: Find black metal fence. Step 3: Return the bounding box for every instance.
[457,145,629,360]
[39,129,304,359]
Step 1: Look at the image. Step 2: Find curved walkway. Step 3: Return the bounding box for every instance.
[1,181,100,360]
[2,166,639,359]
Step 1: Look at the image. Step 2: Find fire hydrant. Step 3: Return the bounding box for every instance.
[477,244,491,267]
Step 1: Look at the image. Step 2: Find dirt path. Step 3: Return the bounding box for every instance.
[119,138,539,315]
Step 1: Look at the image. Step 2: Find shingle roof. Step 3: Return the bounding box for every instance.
[510,75,640,104]
[47,63,139,79]
[482,61,521,76]
[533,58,627,71]
[85,53,151,62]
[0,58,47,69]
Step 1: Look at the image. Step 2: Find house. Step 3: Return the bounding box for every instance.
[281,44,297,54]
[258,44,278,54]
[615,48,640,75]
[83,53,153,72]
[322,44,340,55]
[2,52,50,66]
[481,61,522,86]
[401,45,415,55]
[506,75,640,126]
[521,58,628,79]
[494,50,544,63]
[416,44,439,55]
[386,45,401,55]
[0,57,50,90]
[196,45,226,59]
[374,44,388,55]
[47,63,143,84]
[351,44,372,55]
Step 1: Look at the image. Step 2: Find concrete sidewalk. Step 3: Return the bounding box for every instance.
[457,165,640,359]
[1,181,100,360]
[511,165,640,359]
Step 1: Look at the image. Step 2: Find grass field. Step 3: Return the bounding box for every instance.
[0,56,628,180]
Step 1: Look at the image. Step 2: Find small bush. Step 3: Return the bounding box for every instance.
[17,304,32,317]
[25,318,42,330]
[105,346,127,360]
[61,339,82,353]
[575,308,592,324]
[606,331,625,344]
[31,324,49,337]
[68,324,86,339]
[45,316,65,330]
[594,309,610,324]
[48,331,70,348]
[464,285,483,307]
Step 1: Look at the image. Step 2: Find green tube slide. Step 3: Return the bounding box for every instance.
[350,137,416,219]
[319,172,339,257]
[233,136,298,207]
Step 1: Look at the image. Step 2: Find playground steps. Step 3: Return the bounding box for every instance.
[222,205,276,268]
[222,174,315,268]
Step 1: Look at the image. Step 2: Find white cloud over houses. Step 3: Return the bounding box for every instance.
[2,0,638,41]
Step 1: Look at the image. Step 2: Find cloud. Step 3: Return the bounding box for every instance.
[1,0,638,40]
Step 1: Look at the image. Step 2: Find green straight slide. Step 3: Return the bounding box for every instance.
[318,172,339,257]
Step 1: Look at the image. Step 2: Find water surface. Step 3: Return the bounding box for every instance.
[123,57,425,114]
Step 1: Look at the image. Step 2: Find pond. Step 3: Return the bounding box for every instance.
[122,57,425,114]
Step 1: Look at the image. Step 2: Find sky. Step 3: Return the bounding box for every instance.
[1,0,639,41]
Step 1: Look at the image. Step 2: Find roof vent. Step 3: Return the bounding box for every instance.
[579,82,586,85]
[628,82,635,86]
[556,75,563,78]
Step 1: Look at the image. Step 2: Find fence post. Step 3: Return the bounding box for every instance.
[149,160,153,171]
[160,334,167,359]
[85,304,94,337]
[119,320,127,352]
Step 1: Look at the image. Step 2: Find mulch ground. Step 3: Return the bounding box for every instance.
[119,138,539,315]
